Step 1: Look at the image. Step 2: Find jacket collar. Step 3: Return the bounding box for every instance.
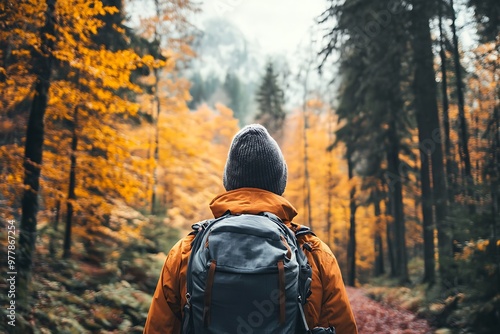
[209,188,298,223]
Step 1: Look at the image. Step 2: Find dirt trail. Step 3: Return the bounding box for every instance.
[346,287,434,334]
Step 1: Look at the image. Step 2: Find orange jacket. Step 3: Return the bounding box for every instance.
[144,188,358,334]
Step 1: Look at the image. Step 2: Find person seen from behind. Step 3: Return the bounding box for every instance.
[144,124,358,333]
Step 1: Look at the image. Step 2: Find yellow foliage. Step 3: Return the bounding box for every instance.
[454,238,492,261]
[476,239,490,252]
[128,100,239,229]
[281,101,374,272]
[0,0,202,265]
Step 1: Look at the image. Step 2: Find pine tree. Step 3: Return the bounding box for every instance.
[255,62,285,137]
[320,0,411,283]
[450,0,475,215]
[410,0,452,286]
[438,0,455,206]
[223,72,245,125]
[467,0,500,42]
[188,71,205,109]
[346,146,357,286]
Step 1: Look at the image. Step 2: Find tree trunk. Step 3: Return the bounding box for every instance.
[151,67,160,215]
[491,95,499,267]
[386,120,409,283]
[326,109,334,247]
[411,0,452,286]
[303,105,313,230]
[438,0,455,203]
[385,198,397,277]
[346,148,357,286]
[151,0,162,215]
[383,28,410,282]
[54,199,61,231]
[450,0,475,214]
[374,197,385,276]
[493,46,500,240]
[18,0,56,313]
[49,199,61,256]
[63,106,79,258]
[439,0,462,257]
[300,59,313,229]
[421,151,435,285]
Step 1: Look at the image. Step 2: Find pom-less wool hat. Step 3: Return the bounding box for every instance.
[223,124,287,195]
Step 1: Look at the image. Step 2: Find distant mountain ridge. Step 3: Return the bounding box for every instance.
[184,18,268,124]
[188,18,264,83]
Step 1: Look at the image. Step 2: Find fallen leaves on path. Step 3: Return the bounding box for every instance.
[347,287,434,334]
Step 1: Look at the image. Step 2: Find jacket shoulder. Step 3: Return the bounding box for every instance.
[163,234,195,274]
[296,231,335,257]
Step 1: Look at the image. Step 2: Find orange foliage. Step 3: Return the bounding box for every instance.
[281,99,375,275]
[128,101,239,231]
[0,0,196,251]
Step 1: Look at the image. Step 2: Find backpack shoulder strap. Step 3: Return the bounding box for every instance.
[259,211,283,224]
[189,219,212,236]
[259,212,315,236]
[183,211,233,332]
[189,211,233,236]
[295,225,315,237]
[259,212,317,250]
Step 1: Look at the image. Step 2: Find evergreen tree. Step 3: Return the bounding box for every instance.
[188,72,205,109]
[255,62,286,137]
[467,0,500,42]
[410,0,452,286]
[450,0,475,215]
[223,72,245,125]
[320,0,412,283]
[205,73,221,99]
[438,0,455,207]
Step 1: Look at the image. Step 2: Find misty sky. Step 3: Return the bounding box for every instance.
[200,0,328,56]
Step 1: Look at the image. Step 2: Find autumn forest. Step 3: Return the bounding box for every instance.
[0,0,499,333]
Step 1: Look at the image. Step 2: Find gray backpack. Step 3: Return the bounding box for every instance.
[181,212,315,334]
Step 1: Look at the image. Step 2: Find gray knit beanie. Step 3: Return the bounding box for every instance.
[223,124,287,195]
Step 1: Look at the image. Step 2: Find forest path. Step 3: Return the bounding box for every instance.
[346,287,434,334]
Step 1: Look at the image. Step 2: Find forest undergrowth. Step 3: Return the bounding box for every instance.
[0,207,180,334]
[362,258,500,334]
[1,216,498,333]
